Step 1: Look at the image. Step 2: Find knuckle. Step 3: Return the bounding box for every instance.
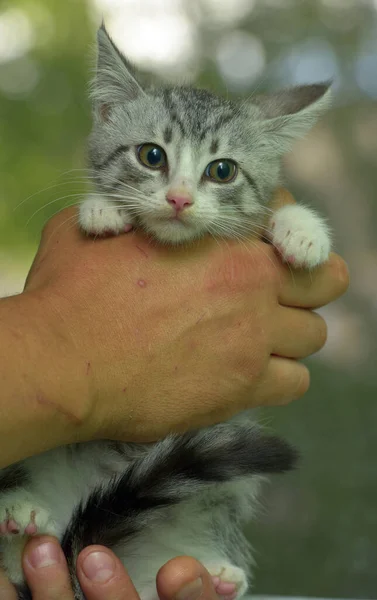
[294,365,310,399]
[270,187,296,210]
[41,207,76,240]
[41,218,53,240]
[207,244,278,295]
[330,253,350,294]
[314,314,328,350]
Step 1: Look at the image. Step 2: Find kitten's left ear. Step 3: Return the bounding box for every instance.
[91,24,145,119]
[255,83,331,155]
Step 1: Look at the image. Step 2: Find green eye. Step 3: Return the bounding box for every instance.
[204,160,237,183]
[137,144,167,169]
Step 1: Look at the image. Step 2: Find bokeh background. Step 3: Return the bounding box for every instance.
[0,0,376,597]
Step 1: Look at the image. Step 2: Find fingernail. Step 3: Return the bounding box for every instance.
[28,542,61,569]
[82,551,116,583]
[175,577,203,600]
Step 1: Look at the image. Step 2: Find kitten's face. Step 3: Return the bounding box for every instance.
[88,26,330,244]
[89,88,271,244]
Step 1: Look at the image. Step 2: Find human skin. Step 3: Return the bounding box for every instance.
[0,189,349,468]
[0,536,215,600]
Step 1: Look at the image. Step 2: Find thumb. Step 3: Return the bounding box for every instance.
[269,187,296,211]
[261,187,297,229]
[156,556,221,600]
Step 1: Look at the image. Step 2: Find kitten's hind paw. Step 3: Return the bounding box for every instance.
[0,502,56,538]
[206,564,248,600]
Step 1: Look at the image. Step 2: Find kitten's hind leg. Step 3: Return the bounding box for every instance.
[79,195,134,236]
[206,563,248,600]
[0,490,57,538]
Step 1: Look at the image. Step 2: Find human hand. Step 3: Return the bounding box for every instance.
[22,188,348,444]
[0,536,219,600]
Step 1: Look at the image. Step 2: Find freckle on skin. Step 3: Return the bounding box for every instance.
[138,279,147,287]
[122,387,127,393]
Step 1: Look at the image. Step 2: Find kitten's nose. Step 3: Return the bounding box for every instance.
[166,190,193,213]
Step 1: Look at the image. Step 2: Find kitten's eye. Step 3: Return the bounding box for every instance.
[137,144,167,170]
[204,160,237,183]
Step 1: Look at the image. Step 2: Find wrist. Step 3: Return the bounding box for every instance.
[0,290,92,465]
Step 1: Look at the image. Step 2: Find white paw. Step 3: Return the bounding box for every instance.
[270,204,331,269]
[79,195,134,236]
[206,563,248,600]
[0,497,57,538]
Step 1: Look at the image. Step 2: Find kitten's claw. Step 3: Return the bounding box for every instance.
[270,204,331,269]
[206,564,248,600]
[79,196,134,236]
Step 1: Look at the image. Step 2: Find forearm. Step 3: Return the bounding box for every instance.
[0,292,89,468]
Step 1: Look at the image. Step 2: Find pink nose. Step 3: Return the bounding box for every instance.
[166,193,193,212]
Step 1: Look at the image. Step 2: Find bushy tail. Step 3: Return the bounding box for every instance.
[63,423,296,551]
[17,423,297,600]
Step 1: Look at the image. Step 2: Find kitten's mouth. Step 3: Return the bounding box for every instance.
[144,213,199,244]
[153,213,190,226]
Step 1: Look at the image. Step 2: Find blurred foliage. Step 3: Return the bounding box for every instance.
[0,0,92,252]
[1,0,377,598]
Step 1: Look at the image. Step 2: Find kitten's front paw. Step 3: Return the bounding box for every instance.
[79,196,134,236]
[206,563,248,600]
[0,500,56,538]
[270,204,331,269]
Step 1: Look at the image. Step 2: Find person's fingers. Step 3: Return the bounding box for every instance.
[157,556,218,600]
[269,187,297,211]
[254,356,310,406]
[272,307,327,359]
[76,546,140,600]
[22,537,74,600]
[0,568,17,600]
[279,252,349,309]
[259,187,296,228]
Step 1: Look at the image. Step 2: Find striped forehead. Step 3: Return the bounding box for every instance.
[159,87,236,145]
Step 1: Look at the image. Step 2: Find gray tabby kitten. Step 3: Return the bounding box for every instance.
[0,26,331,600]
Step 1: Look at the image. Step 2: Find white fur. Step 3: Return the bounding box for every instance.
[79,195,133,235]
[0,443,260,599]
[270,204,331,269]
[0,443,124,583]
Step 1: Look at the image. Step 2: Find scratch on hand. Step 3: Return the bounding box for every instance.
[136,245,149,258]
[36,394,82,426]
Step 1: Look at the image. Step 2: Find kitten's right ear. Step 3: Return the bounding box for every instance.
[91,24,145,119]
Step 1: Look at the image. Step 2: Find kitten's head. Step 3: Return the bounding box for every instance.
[88,25,331,244]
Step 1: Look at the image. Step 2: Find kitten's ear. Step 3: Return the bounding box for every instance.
[91,24,145,119]
[255,83,331,155]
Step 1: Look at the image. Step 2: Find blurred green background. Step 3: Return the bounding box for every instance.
[0,0,376,597]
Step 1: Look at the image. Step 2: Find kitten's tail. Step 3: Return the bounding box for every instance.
[63,423,296,551]
[17,424,296,600]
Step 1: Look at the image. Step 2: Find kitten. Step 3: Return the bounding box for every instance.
[79,28,331,265]
[0,26,331,600]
